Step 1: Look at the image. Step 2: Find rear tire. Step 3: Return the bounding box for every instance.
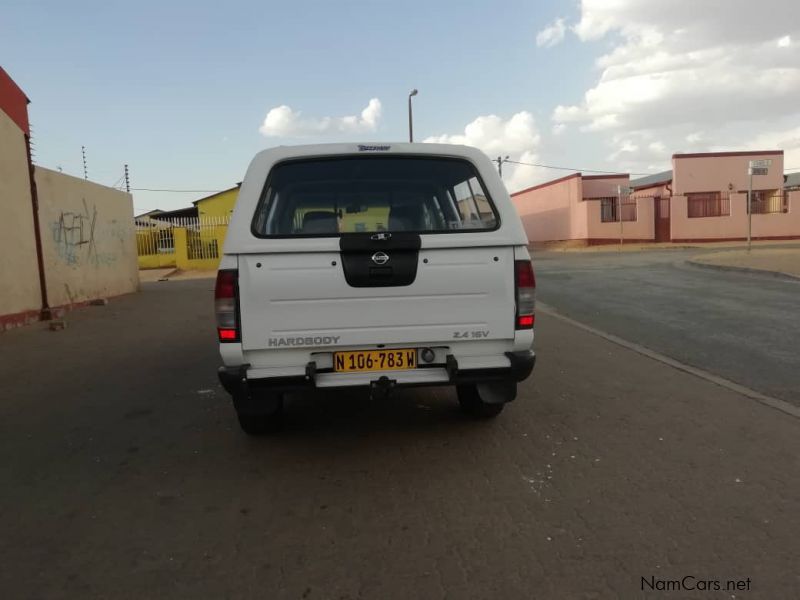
[234,393,284,435]
[457,385,506,419]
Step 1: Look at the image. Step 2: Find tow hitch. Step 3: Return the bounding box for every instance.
[369,375,396,399]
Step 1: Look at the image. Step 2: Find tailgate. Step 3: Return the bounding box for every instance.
[238,246,515,351]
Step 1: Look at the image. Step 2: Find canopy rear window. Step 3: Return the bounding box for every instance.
[251,156,498,237]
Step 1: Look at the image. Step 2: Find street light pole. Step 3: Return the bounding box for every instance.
[408,89,418,142]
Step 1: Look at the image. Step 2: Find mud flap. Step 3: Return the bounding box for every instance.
[476,381,517,404]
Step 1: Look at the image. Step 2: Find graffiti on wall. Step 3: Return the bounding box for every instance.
[50,198,120,267]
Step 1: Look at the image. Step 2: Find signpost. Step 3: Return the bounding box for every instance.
[747,159,772,251]
[617,185,633,250]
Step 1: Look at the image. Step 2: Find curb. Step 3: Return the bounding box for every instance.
[685,260,800,281]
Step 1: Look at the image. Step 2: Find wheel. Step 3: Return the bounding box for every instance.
[456,384,506,419]
[234,392,284,435]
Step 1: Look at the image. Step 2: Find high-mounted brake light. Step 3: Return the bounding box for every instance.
[514,260,535,330]
[215,269,239,342]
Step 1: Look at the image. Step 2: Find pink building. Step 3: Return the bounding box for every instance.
[511,172,652,246]
[511,150,800,245]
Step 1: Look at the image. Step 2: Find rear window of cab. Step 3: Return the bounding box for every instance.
[251,156,499,237]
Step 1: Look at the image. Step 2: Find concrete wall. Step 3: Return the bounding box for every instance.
[511,173,653,244]
[581,175,628,199]
[0,108,41,323]
[586,196,655,242]
[673,152,784,195]
[511,174,582,242]
[671,192,800,241]
[35,167,139,306]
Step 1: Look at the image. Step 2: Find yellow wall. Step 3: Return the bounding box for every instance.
[138,252,176,269]
[173,226,228,270]
[35,167,140,306]
[0,109,42,319]
[196,187,239,219]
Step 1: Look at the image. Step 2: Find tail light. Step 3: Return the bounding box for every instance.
[215,269,239,342]
[514,260,535,329]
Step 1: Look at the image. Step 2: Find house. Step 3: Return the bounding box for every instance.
[193,184,240,219]
[637,150,799,243]
[135,184,239,228]
[142,205,198,222]
[511,172,653,246]
[511,150,800,245]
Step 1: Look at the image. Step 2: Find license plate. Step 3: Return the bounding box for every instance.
[333,349,417,372]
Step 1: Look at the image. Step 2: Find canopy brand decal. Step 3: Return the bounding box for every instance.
[268,336,341,347]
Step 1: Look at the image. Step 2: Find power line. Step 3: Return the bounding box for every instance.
[505,159,652,176]
[109,173,125,189]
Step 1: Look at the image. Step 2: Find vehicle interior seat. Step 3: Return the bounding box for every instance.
[388,204,423,231]
[301,211,338,234]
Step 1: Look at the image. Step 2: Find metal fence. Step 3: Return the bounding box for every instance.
[597,197,637,222]
[135,215,230,259]
[136,219,176,257]
[749,190,788,215]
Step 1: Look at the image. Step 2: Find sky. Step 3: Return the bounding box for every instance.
[3,0,800,214]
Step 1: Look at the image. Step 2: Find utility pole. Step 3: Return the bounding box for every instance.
[82,146,88,180]
[494,155,510,178]
[124,164,130,194]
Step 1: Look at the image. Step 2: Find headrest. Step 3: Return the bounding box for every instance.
[302,211,337,233]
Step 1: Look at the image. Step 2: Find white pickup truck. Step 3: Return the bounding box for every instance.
[216,143,535,434]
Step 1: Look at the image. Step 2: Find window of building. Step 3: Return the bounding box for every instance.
[686,192,730,218]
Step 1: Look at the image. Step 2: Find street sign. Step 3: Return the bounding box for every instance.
[746,159,772,250]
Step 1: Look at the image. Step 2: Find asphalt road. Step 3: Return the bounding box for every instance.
[1,279,798,599]
[534,248,800,404]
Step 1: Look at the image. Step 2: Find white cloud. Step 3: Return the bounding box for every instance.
[554,0,800,171]
[536,18,566,48]
[737,125,800,168]
[424,112,546,191]
[259,98,382,137]
[686,132,704,144]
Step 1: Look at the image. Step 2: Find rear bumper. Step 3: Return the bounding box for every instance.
[218,351,535,396]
